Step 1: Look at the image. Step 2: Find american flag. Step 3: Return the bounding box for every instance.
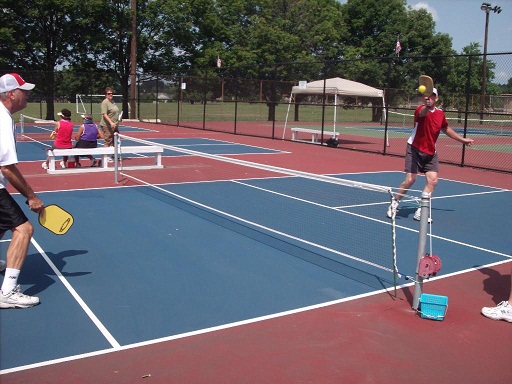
[217,56,222,68]
[395,38,402,56]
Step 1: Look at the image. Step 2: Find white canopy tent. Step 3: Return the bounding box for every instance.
[283,77,385,139]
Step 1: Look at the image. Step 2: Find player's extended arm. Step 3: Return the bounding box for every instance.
[442,126,474,146]
[0,164,44,213]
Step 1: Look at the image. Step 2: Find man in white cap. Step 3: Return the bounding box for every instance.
[387,87,474,221]
[0,73,44,308]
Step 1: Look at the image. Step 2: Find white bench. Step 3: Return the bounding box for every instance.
[46,146,164,174]
[291,128,339,144]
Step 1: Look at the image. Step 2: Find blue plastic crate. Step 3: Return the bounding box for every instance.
[419,293,448,321]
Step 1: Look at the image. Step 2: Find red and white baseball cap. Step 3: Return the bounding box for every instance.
[0,73,35,93]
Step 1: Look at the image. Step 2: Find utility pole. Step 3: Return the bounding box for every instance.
[479,2,502,121]
[130,0,137,119]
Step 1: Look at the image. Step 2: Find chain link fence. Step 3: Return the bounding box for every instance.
[12,52,512,173]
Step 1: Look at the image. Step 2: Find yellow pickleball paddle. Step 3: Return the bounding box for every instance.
[38,204,74,235]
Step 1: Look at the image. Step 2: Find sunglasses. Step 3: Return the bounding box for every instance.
[106,92,113,95]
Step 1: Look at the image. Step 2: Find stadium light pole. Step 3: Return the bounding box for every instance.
[480,3,502,121]
[129,0,137,120]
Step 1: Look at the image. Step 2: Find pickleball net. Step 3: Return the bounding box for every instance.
[19,114,56,143]
[115,133,425,291]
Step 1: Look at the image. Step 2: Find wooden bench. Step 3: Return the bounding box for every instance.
[45,146,164,174]
[291,128,339,144]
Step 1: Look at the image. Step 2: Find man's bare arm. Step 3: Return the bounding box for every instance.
[1,164,44,213]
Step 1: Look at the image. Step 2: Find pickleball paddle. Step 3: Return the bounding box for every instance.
[419,75,434,97]
[38,204,74,235]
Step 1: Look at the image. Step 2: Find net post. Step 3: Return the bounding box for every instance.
[389,191,398,297]
[114,133,119,184]
[412,191,431,309]
[20,114,25,137]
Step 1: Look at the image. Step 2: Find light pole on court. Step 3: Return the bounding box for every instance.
[479,2,501,121]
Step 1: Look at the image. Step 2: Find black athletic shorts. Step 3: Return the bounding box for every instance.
[404,143,439,173]
[75,140,97,149]
[0,188,28,233]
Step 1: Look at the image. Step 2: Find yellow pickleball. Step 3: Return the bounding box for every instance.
[418,85,426,93]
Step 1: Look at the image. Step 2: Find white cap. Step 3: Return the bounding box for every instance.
[57,109,71,118]
[432,87,438,96]
[0,73,35,93]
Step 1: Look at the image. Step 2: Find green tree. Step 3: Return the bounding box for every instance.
[0,0,96,119]
[197,0,346,79]
[504,78,512,94]
[340,0,455,96]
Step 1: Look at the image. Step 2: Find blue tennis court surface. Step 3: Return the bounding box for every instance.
[15,137,281,162]
[1,170,510,371]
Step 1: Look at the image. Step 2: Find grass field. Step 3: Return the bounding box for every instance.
[16,101,510,135]
[16,101,387,125]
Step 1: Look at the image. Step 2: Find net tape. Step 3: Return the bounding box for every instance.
[20,114,55,135]
[18,114,56,148]
[117,134,393,194]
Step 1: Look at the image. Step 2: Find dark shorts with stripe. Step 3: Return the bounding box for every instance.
[0,189,28,233]
[404,143,439,173]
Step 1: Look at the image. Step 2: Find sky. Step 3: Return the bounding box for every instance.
[406,0,511,53]
[339,0,511,83]
[406,0,511,83]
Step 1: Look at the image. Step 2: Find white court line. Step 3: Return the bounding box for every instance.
[0,277,407,374]
[29,237,121,349]
[2,172,510,373]
[432,189,510,199]
[126,137,287,153]
[18,135,52,148]
[234,180,510,258]
[4,258,510,375]
[126,174,396,274]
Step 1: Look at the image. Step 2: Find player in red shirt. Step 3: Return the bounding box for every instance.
[42,108,74,169]
[387,88,473,221]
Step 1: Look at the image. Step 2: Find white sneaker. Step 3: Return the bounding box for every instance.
[0,260,6,272]
[481,301,512,322]
[60,161,66,168]
[386,200,399,218]
[41,162,48,170]
[0,285,40,309]
[414,207,433,223]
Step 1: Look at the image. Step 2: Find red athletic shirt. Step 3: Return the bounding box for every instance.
[408,105,448,155]
[53,119,74,149]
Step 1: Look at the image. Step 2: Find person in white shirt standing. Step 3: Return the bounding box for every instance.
[0,73,44,309]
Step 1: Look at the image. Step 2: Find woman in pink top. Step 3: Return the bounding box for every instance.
[42,108,74,169]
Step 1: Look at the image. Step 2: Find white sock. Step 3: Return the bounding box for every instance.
[1,268,20,295]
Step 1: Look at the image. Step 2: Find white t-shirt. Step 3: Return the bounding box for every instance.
[0,102,18,189]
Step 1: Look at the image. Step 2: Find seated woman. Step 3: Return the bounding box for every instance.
[42,108,74,169]
[74,114,104,167]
